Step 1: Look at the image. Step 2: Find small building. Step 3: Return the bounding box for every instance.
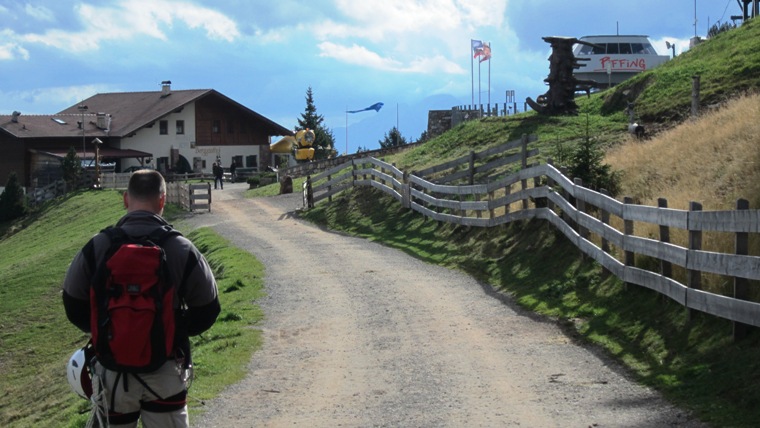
[0,82,293,188]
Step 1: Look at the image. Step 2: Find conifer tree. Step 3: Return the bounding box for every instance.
[379,126,408,148]
[61,146,81,190]
[0,172,27,222]
[297,86,336,160]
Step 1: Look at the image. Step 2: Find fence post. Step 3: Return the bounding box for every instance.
[187,183,193,212]
[207,182,212,212]
[623,197,635,290]
[658,198,672,300]
[734,198,750,341]
[327,172,333,203]
[687,201,703,321]
[691,75,701,118]
[521,134,529,210]
[309,176,315,208]
[468,150,476,186]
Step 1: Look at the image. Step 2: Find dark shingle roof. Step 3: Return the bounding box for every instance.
[0,114,105,139]
[57,89,213,136]
[1,88,293,139]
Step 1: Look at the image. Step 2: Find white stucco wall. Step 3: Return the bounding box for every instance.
[117,103,262,173]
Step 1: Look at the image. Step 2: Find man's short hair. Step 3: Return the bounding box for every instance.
[127,170,166,201]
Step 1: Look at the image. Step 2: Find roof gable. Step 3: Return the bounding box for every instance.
[3,88,293,139]
[57,89,212,137]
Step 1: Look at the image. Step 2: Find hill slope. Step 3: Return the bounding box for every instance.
[301,19,760,427]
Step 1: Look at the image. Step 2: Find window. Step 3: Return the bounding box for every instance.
[619,43,632,54]
[159,120,168,135]
[176,120,185,135]
[227,120,234,134]
[606,43,619,54]
[245,155,257,168]
[212,120,220,134]
[578,45,594,55]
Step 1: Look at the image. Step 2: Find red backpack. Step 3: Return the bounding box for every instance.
[89,226,181,373]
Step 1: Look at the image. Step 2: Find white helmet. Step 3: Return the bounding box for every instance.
[67,347,93,399]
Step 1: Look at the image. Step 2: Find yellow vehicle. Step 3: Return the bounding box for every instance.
[270,129,315,161]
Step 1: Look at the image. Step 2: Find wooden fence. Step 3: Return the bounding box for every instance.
[304,134,760,340]
[167,182,211,212]
[28,180,68,205]
[280,141,423,179]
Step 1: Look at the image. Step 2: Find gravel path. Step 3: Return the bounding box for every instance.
[185,183,703,427]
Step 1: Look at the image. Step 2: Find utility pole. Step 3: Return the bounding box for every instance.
[78,104,88,161]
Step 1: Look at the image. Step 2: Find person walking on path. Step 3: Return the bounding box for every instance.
[213,162,224,190]
[229,161,237,182]
[62,170,221,427]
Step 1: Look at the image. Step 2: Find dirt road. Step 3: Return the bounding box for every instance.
[189,184,702,427]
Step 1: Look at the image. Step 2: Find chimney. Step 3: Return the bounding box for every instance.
[96,112,111,131]
[11,111,20,123]
[161,80,172,97]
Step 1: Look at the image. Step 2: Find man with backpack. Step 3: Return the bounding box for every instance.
[62,169,221,427]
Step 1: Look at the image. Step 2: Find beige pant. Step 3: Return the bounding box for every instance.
[91,359,189,428]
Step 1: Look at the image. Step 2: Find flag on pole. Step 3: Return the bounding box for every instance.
[478,42,492,63]
[474,41,491,62]
[347,102,384,113]
[471,39,483,57]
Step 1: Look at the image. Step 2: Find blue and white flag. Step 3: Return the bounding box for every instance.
[347,102,384,113]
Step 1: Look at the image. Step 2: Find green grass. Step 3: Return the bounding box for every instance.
[0,190,264,427]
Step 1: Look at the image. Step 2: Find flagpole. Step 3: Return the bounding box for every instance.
[345,107,348,155]
[470,40,474,107]
[488,46,491,110]
[478,58,481,109]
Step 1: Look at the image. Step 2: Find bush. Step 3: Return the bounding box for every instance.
[246,176,261,188]
[569,138,622,196]
[0,172,27,222]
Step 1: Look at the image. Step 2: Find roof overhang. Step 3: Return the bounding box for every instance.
[30,147,153,160]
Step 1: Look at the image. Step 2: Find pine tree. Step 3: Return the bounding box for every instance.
[61,146,81,189]
[379,126,408,149]
[297,87,336,160]
[0,172,27,222]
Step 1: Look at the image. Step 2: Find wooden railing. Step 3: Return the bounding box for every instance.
[167,182,211,212]
[27,180,68,205]
[281,141,422,179]
[304,134,760,340]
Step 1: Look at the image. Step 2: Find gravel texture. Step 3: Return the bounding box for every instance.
[184,183,704,427]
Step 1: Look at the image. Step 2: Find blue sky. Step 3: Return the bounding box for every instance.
[0,1,741,154]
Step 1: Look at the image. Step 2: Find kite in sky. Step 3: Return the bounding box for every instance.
[347,102,384,113]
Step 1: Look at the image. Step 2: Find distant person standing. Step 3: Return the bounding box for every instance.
[230,161,237,182]
[212,162,224,190]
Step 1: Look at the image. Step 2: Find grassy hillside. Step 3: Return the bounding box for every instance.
[299,19,760,427]
[0,190,264,427]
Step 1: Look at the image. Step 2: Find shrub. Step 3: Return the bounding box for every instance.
[246,176,261,188]
[0,172,27,221]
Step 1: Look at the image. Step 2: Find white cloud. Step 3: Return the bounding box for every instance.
[318,41,465,74]
[16,0,240,54]
[312,0,507,74]
[0,30,30,61]
[0,84,114,114]
[24,4,55,22]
